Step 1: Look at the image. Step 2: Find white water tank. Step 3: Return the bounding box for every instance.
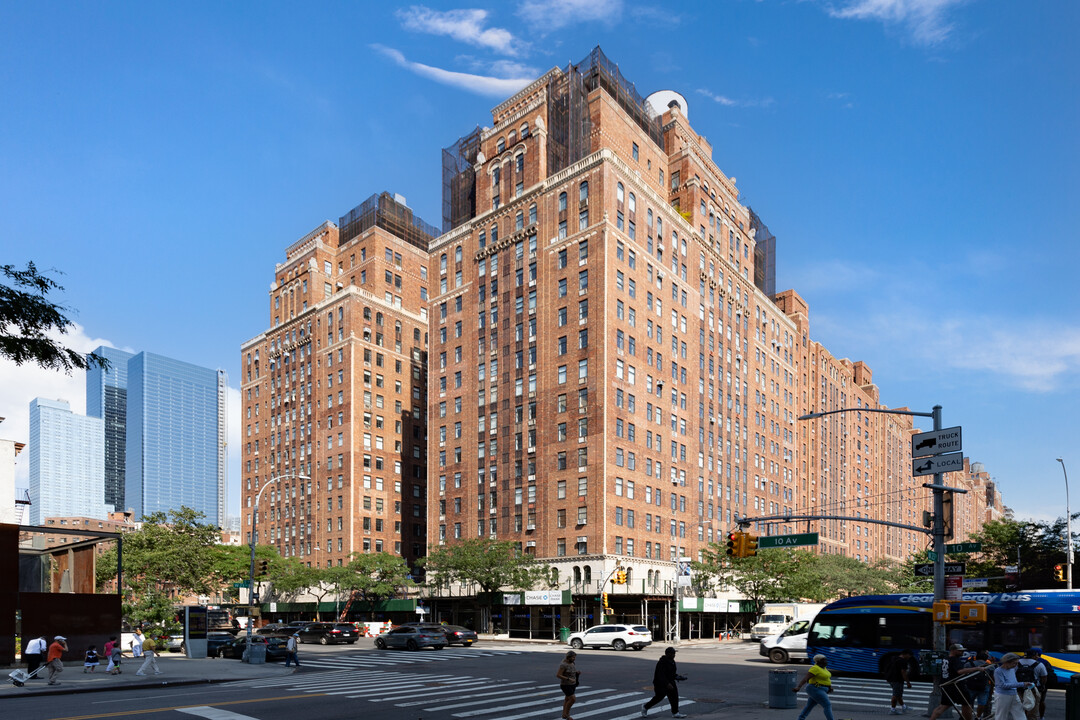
[646,90,688,120]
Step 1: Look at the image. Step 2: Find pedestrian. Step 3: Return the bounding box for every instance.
[966,650,994,720]
[23,635,47,678]
[284,632,301,668]
[1031,649,1052,720]
[793,654,835,720]
[105,636,122,675]
[131,628,145,657]
[46,635,68,685]
[993,653,1035,720]
[1015,649,1047,720]
[884,649,916,714]
[136,636,161,675]
[556,650,580,720]
[929,644,979,720]
[84,644,100,673]
[641,646,688,718]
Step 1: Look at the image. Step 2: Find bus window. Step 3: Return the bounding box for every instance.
[877,614,933,650]
[991,615,1038,649]
[810,616,873,646]
[1059,619,1080,652]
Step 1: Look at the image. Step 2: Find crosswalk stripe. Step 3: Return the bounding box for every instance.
[393,681,540,707]
[450,688,624,717]
[415,686,569,712]
[577,698,697,720]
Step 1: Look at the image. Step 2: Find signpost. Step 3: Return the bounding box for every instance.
[912,427,963,457]
[913,452,965,477]
[758,532,819,549]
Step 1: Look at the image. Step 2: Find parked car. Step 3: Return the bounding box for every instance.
[438,625,478,646]
[374,625,447,651]
[178,631,235,656]
[255,624,303,639]
[216,636,287,661]
[296,622,358,645]
[567,624,652,651]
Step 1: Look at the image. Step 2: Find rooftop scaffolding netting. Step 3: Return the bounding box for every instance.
[441,127,481,233]
[339,192,439,251]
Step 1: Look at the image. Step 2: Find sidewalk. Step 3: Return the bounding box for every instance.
[2,654,295,698]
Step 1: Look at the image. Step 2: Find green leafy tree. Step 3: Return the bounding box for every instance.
[422,537,543,633]
[896,548,935,593]
[264,558,333,618]
[331,552,414,619]
[117,507,221,627]
[698,545,807,612]
[209,544,279,602]
[0,262,108,373]
[962,517,1072,590]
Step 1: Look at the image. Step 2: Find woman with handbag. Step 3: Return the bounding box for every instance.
[993,653,1035,720]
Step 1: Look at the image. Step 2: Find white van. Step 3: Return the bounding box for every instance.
[758,618,812,664]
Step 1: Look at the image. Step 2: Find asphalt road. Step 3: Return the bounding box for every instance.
[5,640,1067,720]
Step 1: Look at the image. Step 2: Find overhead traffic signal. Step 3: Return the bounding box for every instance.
[257,559,269,576]
[726,531,740,557]
[602,592,610,609]
[1055,564,1066,582]
[614,569,627,584]
[743,533,758,557]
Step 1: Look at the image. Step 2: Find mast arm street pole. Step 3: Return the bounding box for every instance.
[245,471,310,661]
[1059,458,1072,590]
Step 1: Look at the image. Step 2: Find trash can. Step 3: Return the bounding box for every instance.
[1067,674,1080,720]
[769,669,798,709]
[244,640,266,665]
[559,627,571,643]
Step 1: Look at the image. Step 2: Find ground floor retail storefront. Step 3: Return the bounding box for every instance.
[424,591,756,643]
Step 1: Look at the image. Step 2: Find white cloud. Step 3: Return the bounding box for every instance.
[696,88,775,109]
[455,55,541,79]
[0,324,115,487]
[397,6,525,56]
[372,45,535,98]
[824,0,968,46]
[517,0,623,31]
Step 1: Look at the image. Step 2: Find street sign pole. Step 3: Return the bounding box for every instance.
[931,405,946,656]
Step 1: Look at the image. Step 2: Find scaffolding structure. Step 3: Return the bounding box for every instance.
[339,192,440,252]
[441,127,482,233]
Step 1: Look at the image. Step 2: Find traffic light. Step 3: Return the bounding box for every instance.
[1055,564,1065,582]
[726,531,740,558]
[743,533,758,558]
[602,592,610,609]
[257,559,269,576]
[614,569,627,584]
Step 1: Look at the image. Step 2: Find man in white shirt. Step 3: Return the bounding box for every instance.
[23,635,47,678]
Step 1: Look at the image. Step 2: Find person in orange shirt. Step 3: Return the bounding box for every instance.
[46,636,68,685]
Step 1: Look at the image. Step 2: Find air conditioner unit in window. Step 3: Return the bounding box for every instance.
[526,524,535,530]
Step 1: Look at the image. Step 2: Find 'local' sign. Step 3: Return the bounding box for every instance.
[913,452,965,477]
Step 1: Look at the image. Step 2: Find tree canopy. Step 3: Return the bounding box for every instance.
[0,262,108,373]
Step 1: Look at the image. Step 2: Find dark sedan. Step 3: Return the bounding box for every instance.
[439,625,478,646]
[296,622,358,645]
[255,624,303,639]
[374,625,447,651]
[216,636,287,661]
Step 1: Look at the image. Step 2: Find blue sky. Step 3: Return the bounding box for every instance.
[1,1,1077,525]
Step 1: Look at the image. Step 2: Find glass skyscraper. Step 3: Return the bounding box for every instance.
[28,398,107,525]
[86,346,135,510]
[125,352,227,526]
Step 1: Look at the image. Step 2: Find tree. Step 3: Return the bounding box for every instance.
[265,558,333,618]
[331,552,414,619]
[422,537,543,633]
[115,507,221,627]
[962,517,1073,590]
[0,262,108,373]
[208,544,279,602]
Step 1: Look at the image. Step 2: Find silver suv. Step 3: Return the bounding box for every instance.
[567,624,653,651]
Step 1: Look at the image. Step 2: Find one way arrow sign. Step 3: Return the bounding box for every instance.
[914,562,965,576]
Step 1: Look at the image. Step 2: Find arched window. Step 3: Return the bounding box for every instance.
[515,154,524,174]
[559,192,567,211]
[491,224,498,245]
[440,254,447,272]
[579,181,589,203]
[573,566,581,584]
[508,130,517,144]
[455,246,463,262]
[496,137,506,153]
[376,312,383,326]
[520,121,530,138]
[363,307,371,320]
[515,210,524,230]
[628,192,636,213]
[616,182,624,203]
[583,566,592,584]
[529,203,537,225]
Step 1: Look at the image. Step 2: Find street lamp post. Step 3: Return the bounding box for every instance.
[799,406,949,654]
[244,471,310,661]
[1058,458,1072,590]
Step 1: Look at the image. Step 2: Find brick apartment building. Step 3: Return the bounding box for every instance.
[240,192,434,568]
[240,49,1004,628]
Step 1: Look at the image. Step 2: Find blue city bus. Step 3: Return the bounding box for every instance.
[807,591,1080,683]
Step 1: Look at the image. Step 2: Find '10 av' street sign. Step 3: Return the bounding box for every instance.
[758,532,819,549]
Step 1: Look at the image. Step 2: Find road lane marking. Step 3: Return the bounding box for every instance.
[47,694,324,720]
[176,709,259,720]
